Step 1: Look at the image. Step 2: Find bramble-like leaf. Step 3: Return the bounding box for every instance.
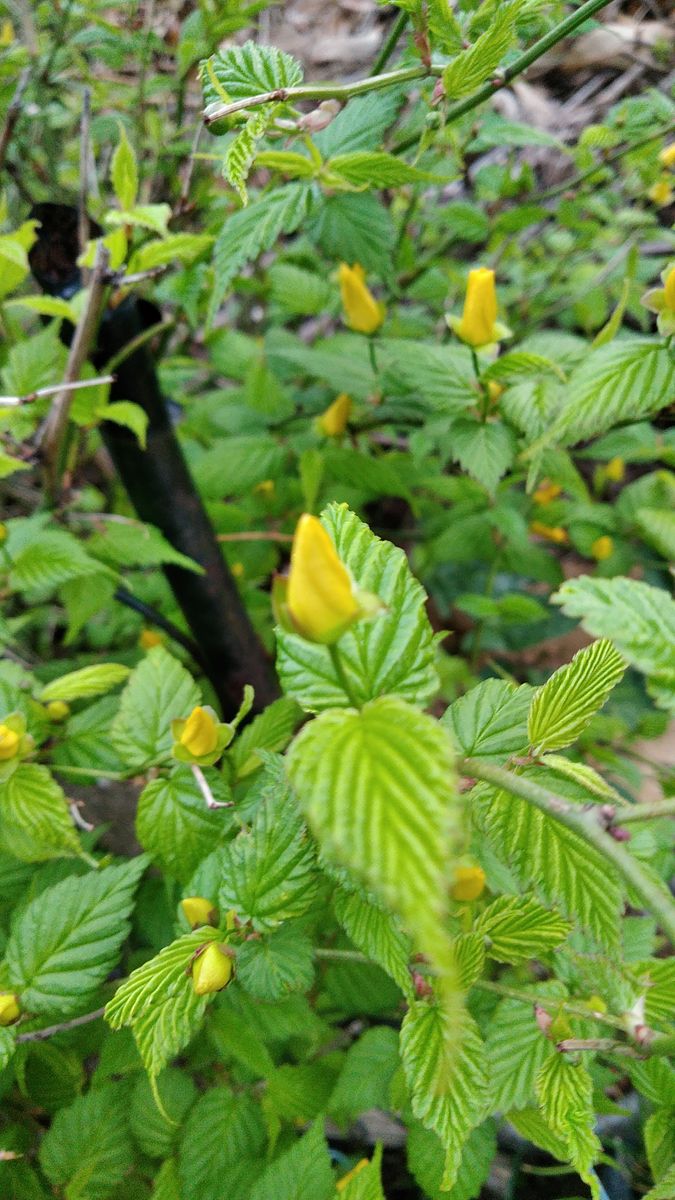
[111,125,138,210]
[225,107,275,203]
[449,418,517,496]
[441,679,533,763]
[483,985,564,1113]
[202,40,303,106]
[332,887,413,1000]
[442,4,518,98]
[401,1002,488,1191]
[476,894,571,964]
[9,530,107,595]
[136,766,234,883]
[552,576,675,714]
[111,647,201,771]
[179,1086,267,1200]
[535,1053,601,1199]
[644,1163,675,1200]
[250,1120,334,1200]
[528,638,625,754]
[4,858,146,1016]
[0,764,83,862]
[328,151,446,188]
[39,663,130,703]
[39,1082,135,1200]
[406,1119,497,1200]
[236,925,315,1001]
[277,504,438,711]
[329,1028,400,1127]
[227,696,302,780]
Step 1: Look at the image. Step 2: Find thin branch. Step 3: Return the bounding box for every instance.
[612,798,675,825]
[216,530,293,544]
[0,375,114,408]
[114,585,204,662]
[471,979,624,1032]
[16,1006,105,1043]
[78,88,92,268]
[314,948,372,963]
[461,757,675,946]
[0,67,30,175]
[191,763,232,810]
[371,9,409,76]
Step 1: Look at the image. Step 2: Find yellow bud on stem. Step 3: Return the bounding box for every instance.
[181,897,217,928]
[591,536,613,561]
[338,264,384,335]
[451,866,486,902]
[46,700,70,722]
[457,267,498,347]
[192,943,233,995]
[286,514,361,645]
[0,725,20,761]
[318,393,352,437]
[0,993,20,1026]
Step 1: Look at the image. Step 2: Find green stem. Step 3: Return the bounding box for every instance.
[368,336,379,376]
[461,757,675,946]
[473,979,624,1031]
[613,799,675,825]
[328,644,360,708]
[371,9,409,76]
[46,764,127,780]
[538,121,675,202]
[314,947,370,963]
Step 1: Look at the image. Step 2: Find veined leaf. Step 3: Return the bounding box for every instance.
[202,40,303,107]
[111,125,138,210]
[39,1082,135,1200]
[535,1053,602,1199]
[337,1144,385,1199]
[111,646,201,771]
[333,887,413,1000]
[528,638,625,754]
[476,894,571,963]
[225,107,275,203]
[484,985,564,1113]
[136,766,234,883]
[9,531,106,595]
[250,1121,333,1200]
[236,925,315,1001]
[0,764,83,862]
[406,1119,497,1200]
[39,663,130,703]
[401,1002,488,1191]
[179,1086,267,1200]
[227,696,302,779]
[644,1162,675,1200]
[449,418,517,496]
[327,151,447,188]
[442,3,518,98]
[329,1029,400,1127]
[441,679,533,763]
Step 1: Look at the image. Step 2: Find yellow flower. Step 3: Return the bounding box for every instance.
[642,264,675,335]
[46,700,70,722]
[665,267,675,311]
[181,897,217,928]
[0,993,20,1026]
[533,480,562,506]
[336,1160,369,1192]
[338,264,384,335]
[659,144,675,170]
[180,707,219,757]
[192,943,233,995]
[286,514,361,645]
[318,393,352,437]
[0,725,20,761]
[604,456,625,483]
[231,561,245,579]
[530,521,568,545]
[459,268,498,346]
[648,179,673,207]
[591,535,613,561]
[451,866,486,902]
[0,20,14,47]
[139,629,163,650]
[487,380,503,404]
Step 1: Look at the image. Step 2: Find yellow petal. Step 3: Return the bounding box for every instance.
[604,456,625,484]
[338,263,384,335]
[0,993,20,1026]
[451,866,486,902]
[181,897,217,928]
[139,629,163,650]
[658,144,675,169]
[664,267,675,311]
[286,514,360,644]
[591,536,613,561]
[46,701,70,722]
[533,480,562,506]
[192,943,233,995]
[530,521,568,545]
[180,707,219,757]
[0,725,20,761]
[457,267,498,347]
[318,393,352,437]
[648,179,673,207]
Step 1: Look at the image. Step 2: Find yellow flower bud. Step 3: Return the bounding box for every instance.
[451,865,486,902]
[604,456,625,484]
[286,514,361,645]
[0,725,20,761]
[648,179,673,207]
[139,629,163,650]
[0,20,13,47]
[337,1160,369,1193]
[46,700,70,722]
[664,267,675,311]
[591,535,613,561]
[180,707,219,757]
[457,267,498,348]
[487,380,503,404]
[231,561,245,579]
[530,521,568,545]
[0,993,20,1026]
[533,480,562,506]
[660,144,675,170]
[254,479,275,496]
[318,393,352,437]
[338,264,384,335]
[181,897,217,928]
[0,522,7,544]
[191,942,233,995]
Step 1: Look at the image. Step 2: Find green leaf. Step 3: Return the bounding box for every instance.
[136,766,234,883]
[548,340,675,447]
[9,531,107,595]
[507,1106,569,1160]
[473,769,621,948]
[483,351,564,383]
[111,125,138,210]
[107,203,171,236]
[337,1145,386,1200]
[202,40,303,106]
[39,1082,135,1200]
[219,756,320,930]
[179,1086,267,1200]
[535,1054,602,1198]
[328,151,447,188]
[645,1107,675,1184]
[406,1118,497,1200]
[635,507,675,562]
[105,927,219,1077]
[332,887,413,1000]
[475,894,571,964]
[153,1158,182,1200]
[401,1002,488,1191]
[552,576,675,715]
[209,184,313,322]
[0,449,30,480]
[130,1068,196,1158]
[227,696,302,779]
[5,858,146,1015]
[427,0,463,55]
[315,90,403,156]
[224,107,275,203]
[276,504,438,711]
[0,764,83,862]
[250,1121,334,1200]
[98,401,148,447]
[484,987,562,1113]
[308,192,395,277]
[86,519,203,573]
[128,232,213,273]
[644,1163,675,1200]
[287,697,460,1015]
[111,647,201,772]
[450,418,517,495]
[442,680,533,763]
[39,663,131,703]
[329,1027,400,1126]
[236,924,315,1000]
[527,638,626,754]
[0,1026,15,1071]
[51,695,125,779]
[442,3,518,98]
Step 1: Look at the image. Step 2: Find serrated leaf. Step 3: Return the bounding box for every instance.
[332,887,413,1000]
[644,1162,675,1200]
[9,531,106,595]
[507,1106,569,1160]
[450,418,517,495]
[528,638,625,754]
[209,184,313,322]
[250,1121,334,1200]
[645,1107,675,1184]
[225,107,275,203]
[202,40,303,106]
[111,125,138,210]
[136,766,234,883]
[153,1158,182,1200]
[309,192,395,278]
[484,987,562,1113]
[476,894,571,964]
[105,927,219,1077]
[179,1086,267,1200]
[5,858,146,1015]
[86,520,203,573]
[406,1118,497,1200]
[483,351,564,383]
[401,1002,488,1191]
[39,663,130,703]
[288,697,460,1023]
[442,4,518,98]
[473,768,621,947]
[219,757,319,930]
[236,924,315,1000]
[315,90,403,157]
[98,400,148,447]
[329,1027,399,1126]
[227,696,302,779]
[39,1082,135,1200]
[337,1145,385,1200]
[276,504,438,711]
[0,764,83,862]
[328,151,446,187]
[130,1068,196,1159]
[441,679,533,763]
[111,647,201,772]
[427,0,463,54]
[535,1054,601,1199]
